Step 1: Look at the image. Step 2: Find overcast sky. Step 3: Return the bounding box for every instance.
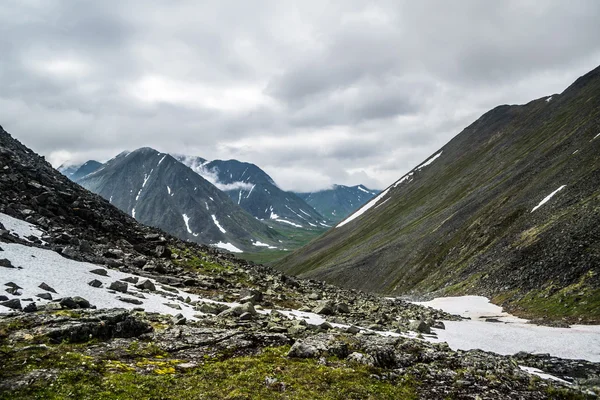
[1,1,600,191]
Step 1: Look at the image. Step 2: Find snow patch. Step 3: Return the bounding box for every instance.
[0,212,46,243]
[276,219,303,228]
[545,96,553,102]
[357,186,371,194]
[337,187,390,228]
[182,214,192,234]
[132,208,136,219]
[252,240,277,249]
[211,214,227,234]
[417,151,442,170]
[413,296,600,362]
[519,366,571,385]
[213,242,243,253]
[531,185,566,212]
[167,186,171,195]
[158,155,167,165]
[592,132,600,142]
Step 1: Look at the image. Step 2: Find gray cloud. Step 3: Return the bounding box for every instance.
[1,0,600,192]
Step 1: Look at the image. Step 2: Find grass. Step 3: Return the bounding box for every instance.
[0,346,417,400]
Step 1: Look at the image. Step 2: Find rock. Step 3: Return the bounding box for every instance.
[117,296,144,305]
[132,256,147,268]
[347,352,374,366]
[346,325,361,334]
[336,303,350,313]
[72,296,91,309]
[155,245,171,258]
[121,276,139,284]
[409,320,431,334]
[172,313,187,325]
[319,321,333,331]
[239,312,254,321]
[108,281,128,293]
[0,259,14,268]
[104,249,124,259]
[0,298,21,310]
[135,279,156,291]
[5,287,21,295]
[45,302,62,311]
[287,341,320,358]
[5,282,22,289]
[23,302,37,313]
[88,279,103,288]
[45,310,153,343]
[59,297,79,309]
[308,292,322,300]
[196,303,221,315]
[38,282,57,293]
[0,295,8,301]
[164,303,182,310]
[37,293,53,300]
[312,300,335,315]
[89,268,108,276]
[432,321,445,329]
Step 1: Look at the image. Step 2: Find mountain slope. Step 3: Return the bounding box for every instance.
[296,184,379,222]
[58,160,103,180]
[76,148,282,252]
[176,155,329,229]
[276,65,600,321]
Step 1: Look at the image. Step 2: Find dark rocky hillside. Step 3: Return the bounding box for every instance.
[297,184,379,223]
[276,65,600,323]
[76,148,283,252]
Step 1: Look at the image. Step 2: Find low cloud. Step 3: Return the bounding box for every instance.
[1,1,600,191]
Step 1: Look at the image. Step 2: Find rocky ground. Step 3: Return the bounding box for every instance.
[1,127,599,398]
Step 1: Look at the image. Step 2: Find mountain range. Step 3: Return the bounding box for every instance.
[59,151,377,255]
[296,184,379,223]
[276,65,600,322]
[75,148,283,253]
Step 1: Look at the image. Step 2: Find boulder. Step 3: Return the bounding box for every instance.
[287,341,320,359]
[135,279,156,291]
[409,320,431,334]
[88,279,103,288]
[108,281,128,293]
[0,259,14,268]
[38,282,57,293]
[37,293,53,300]
[90,268,108,276]
[312,300,335,315]
[0,298,21,310]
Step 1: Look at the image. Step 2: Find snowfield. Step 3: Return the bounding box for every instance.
[414,296,600,362]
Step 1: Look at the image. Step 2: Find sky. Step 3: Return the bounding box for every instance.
[1,1,600,192]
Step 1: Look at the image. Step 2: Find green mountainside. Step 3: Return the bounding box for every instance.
[275,65,600,322]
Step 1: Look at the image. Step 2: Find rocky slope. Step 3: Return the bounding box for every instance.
[75,147,283,252]
[1,125,596,398]
[276,65,600,323]
[176,155,330,230]
[297,184,380,223]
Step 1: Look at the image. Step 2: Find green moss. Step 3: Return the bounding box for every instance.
[511,271,600,323]
[1,347,416,400]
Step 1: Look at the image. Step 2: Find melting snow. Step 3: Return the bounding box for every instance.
[519,366,571,385]
[167,186,171,195]
[142,169,153,188]
[337,187,390,228]
[246,184,256,198]
[276,219,303,228]
[158,155,167,165]
[0,243,224,320]
[132,208,136,218]
[357,186,371,194]
[417,151,442,170]
[0,212,46,242]
[592,132,600,141]
[211,214,227,234]
[545,96,553,102]
[213,242,243,253]
[413,296,600,362]
[531,185,566,213]
[182,214,192,234]
[252,240,277,249]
